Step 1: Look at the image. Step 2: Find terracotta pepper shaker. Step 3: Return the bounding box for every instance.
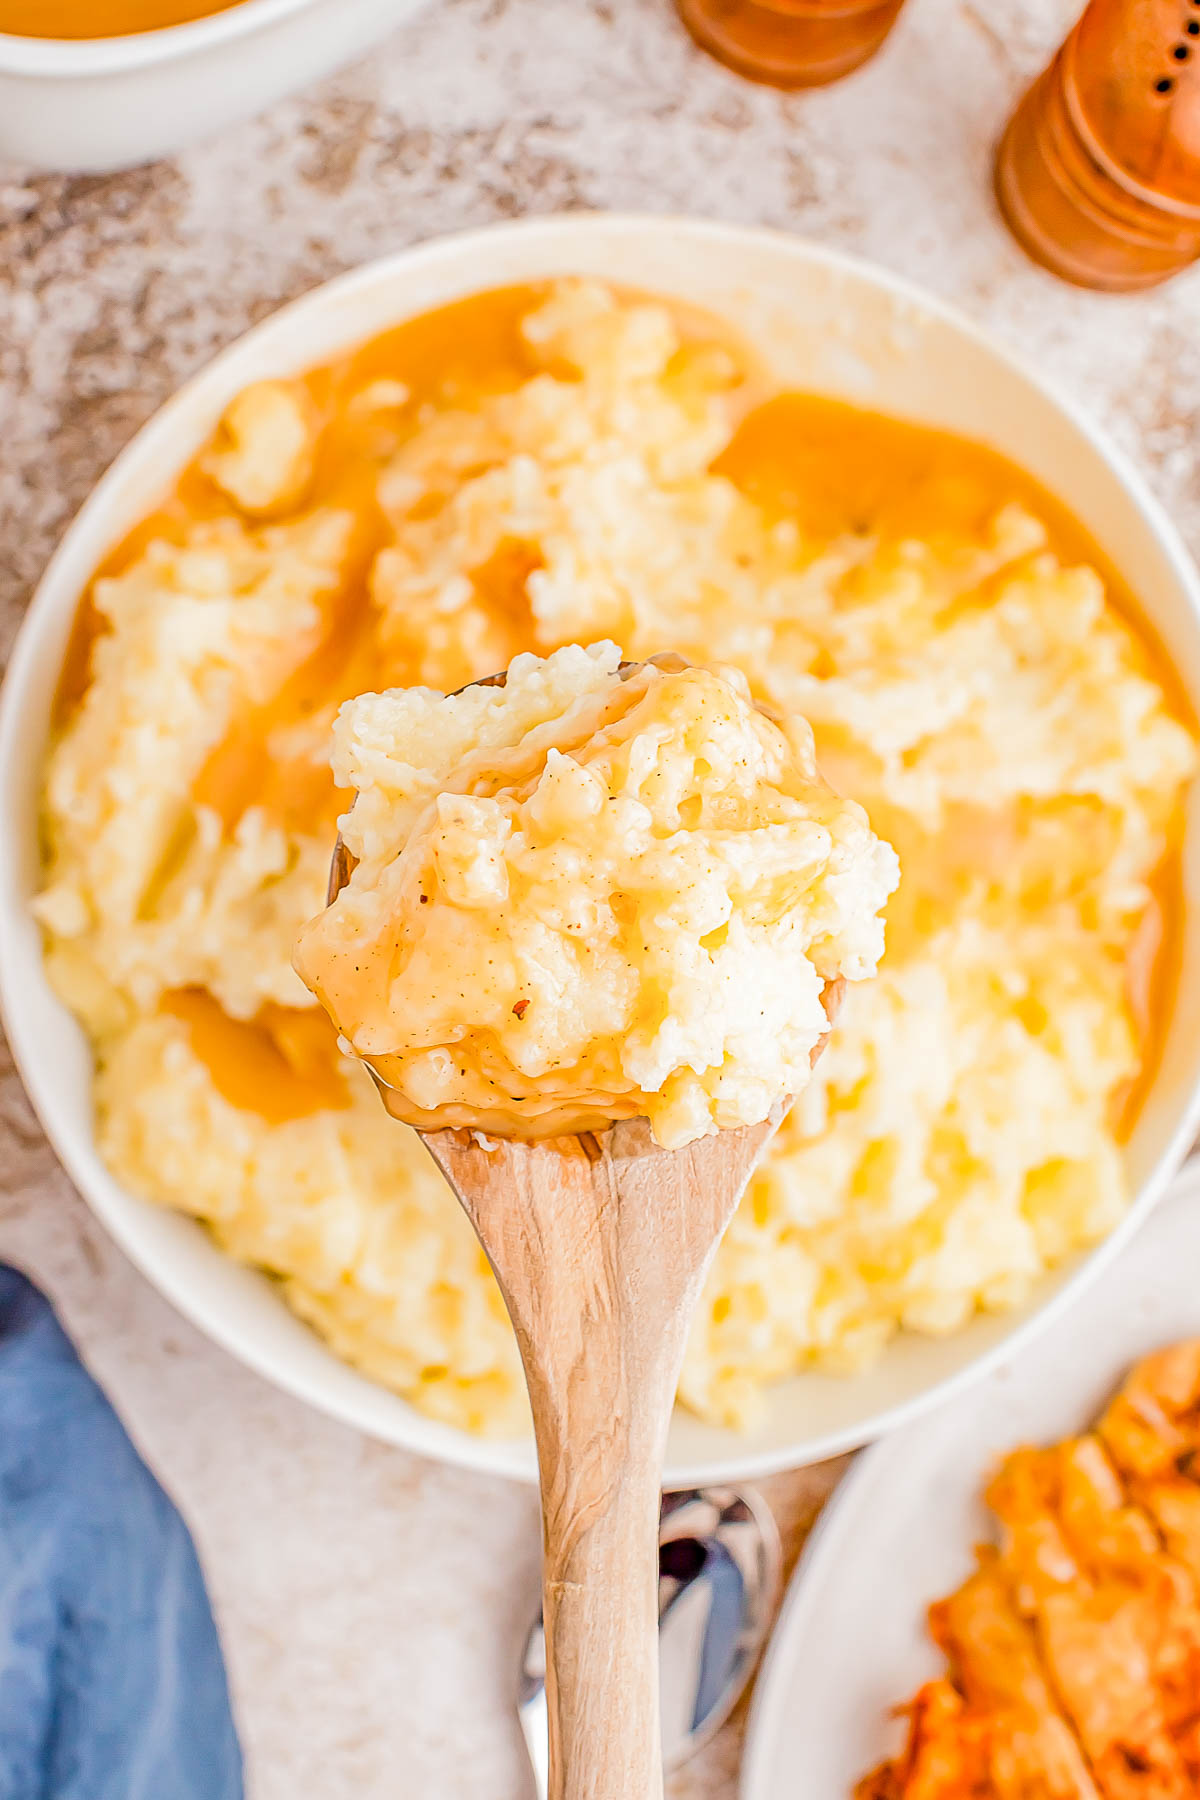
[675,0,908,88]
[995,0,1200,291]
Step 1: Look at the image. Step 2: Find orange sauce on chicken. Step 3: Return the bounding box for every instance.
[55,286,1190,1127]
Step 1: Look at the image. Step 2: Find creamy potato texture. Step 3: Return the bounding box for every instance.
[36,280,1197,1434]
[293,645,898,1148]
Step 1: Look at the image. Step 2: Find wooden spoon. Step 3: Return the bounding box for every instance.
[325,670,841,1800]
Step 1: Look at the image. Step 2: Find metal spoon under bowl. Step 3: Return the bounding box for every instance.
[517,1486,781,1797]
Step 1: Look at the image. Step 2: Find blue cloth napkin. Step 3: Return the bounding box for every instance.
[0,1266,243,1800]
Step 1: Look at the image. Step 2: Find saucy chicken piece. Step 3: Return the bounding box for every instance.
[854,1683,994,1800]
[1099,1346,1200,1482]
[1054,1437,1200,1742]
[987,1440,1195,1793]
[856,1343,1200,1799]
[1100,1346,1200,1591]
[930,1556,1101,1800]
[1139,1483,1200,1593]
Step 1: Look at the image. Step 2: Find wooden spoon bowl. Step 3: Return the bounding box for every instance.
[325,665,841,1800]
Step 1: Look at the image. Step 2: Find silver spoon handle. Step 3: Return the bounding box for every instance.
[519,1684,550,1800]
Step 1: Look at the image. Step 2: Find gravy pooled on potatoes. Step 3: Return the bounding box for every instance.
[36,279,1196,1434]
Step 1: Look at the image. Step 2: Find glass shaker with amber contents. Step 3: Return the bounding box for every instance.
[676,0,908,88]
[995,0,1200,290]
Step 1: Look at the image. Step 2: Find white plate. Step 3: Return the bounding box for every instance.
[742,1160,1200,1800]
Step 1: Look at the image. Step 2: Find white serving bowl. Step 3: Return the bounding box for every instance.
[4,213,1200,1487]
[0,0,428,173]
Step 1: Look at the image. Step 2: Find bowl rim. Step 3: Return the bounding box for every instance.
[5,209,1200,1487]
[0,0,328,76]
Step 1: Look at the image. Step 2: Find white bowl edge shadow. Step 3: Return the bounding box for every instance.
[3,211,1200,1488]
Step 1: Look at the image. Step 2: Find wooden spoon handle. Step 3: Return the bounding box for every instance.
[424,1119,774,1800]
[535,1308,676,1800]
[506,1127,724,1800]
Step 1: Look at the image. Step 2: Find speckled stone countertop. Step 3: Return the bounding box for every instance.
[2,1,1200,1794]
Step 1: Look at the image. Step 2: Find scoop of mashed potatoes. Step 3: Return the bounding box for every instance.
[293,644,898,1148]
[35,278,1197,1436]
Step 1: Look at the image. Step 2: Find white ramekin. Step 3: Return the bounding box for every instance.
[4,213,1200,1486]
[0,0,428,173]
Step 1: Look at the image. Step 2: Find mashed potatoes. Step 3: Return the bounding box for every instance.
[293,645,898,1147]
[35,279,1197,1433]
